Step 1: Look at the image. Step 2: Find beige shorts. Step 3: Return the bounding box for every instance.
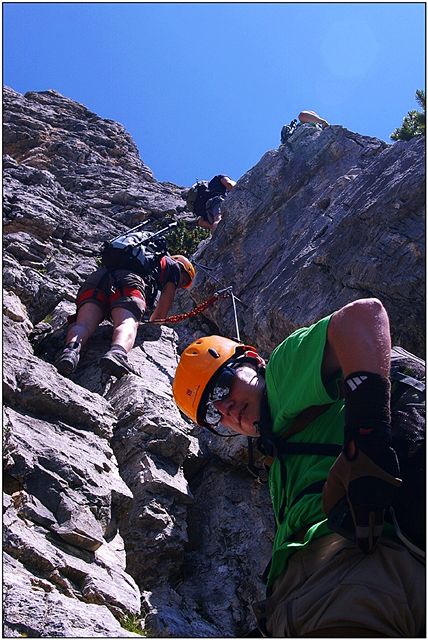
[263,534,425,637]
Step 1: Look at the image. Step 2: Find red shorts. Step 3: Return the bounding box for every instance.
[75,267,147,321]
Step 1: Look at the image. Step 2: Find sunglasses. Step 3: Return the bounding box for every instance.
[203,365,238,425]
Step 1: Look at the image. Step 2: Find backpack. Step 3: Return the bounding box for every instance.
[186,180,209,213]
[100,229,168,278]
[255,346,426,551]
[387,346,425,551]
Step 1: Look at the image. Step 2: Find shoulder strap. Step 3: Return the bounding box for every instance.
[279,404,332,440]
[278,441,342,457]
[289,480,326,509]
[257,396,335,459]
[156,255,168,285]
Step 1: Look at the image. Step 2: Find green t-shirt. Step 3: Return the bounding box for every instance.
[265,315,344,586]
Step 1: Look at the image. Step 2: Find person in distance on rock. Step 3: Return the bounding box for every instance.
[55,254,195,378]
[172,298,425,637]
[298,109,329,129]
[281,110,329,144]
[186,174,236,232]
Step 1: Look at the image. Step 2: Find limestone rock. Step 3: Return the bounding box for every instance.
[190,125,425,357]
[106,337,199,589]
[3,86,425,638]
[3,553,140,638]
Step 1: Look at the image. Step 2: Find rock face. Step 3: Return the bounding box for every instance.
[3,86,425,637]
[190,124,425,358]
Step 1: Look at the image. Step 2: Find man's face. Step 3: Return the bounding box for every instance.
[212,365,264,437]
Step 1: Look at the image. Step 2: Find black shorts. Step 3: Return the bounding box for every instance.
[75,267,147,321]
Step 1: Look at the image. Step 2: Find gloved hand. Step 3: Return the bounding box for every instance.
[322,441,402,553]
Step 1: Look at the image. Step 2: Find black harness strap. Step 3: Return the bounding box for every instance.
[280,404,334,439]
[276,442,342,457]
[88,269,111,302]
[256,397,335,460]
[289,480,326,510]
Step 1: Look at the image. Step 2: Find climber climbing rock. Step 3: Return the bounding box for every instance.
[281,109,329,143]
[55,227,195,378]
[298,109,329,128]
[185,174,236,231]
[172,298,425,637]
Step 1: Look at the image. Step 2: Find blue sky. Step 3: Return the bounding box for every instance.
[4,2,426,186]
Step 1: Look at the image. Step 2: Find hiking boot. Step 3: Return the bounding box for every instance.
[100,350,136,377]
[55,345,80,376]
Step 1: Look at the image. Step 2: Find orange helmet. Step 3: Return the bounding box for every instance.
[173,335,264,427]
[172,255,196,288]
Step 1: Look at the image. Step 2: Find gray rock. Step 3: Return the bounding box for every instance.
[176,463,274,636]
[4,406,131,541]
[191,126,425,357]
[4,495,141,621]
[3,86,425,637]
[3,553,141,637]
[106,336,200,589]
[3,349,116,438]
[141,586,222,637]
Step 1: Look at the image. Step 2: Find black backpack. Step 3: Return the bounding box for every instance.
[100,224,174,278]
[387,347,425,550]
[186,181,210,213]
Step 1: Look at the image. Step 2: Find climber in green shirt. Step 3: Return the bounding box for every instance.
[173,298,425,637]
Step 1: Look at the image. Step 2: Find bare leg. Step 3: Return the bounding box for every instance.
[211,219,221,232]
[56,302,103,375]
[99,307,140,377]
[110,307,139,353]
[65,302,104,347]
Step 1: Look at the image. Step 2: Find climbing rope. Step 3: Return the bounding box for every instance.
[143,257,243,339]
[192,261,244,339]
[142,287,233,326]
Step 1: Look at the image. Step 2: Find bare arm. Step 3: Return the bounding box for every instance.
[321,299,400,556]
[149,282,177,322]
[221,176,236,191]
[322,298,391,384]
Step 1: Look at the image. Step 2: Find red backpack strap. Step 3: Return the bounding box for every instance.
[157,256,167,284]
